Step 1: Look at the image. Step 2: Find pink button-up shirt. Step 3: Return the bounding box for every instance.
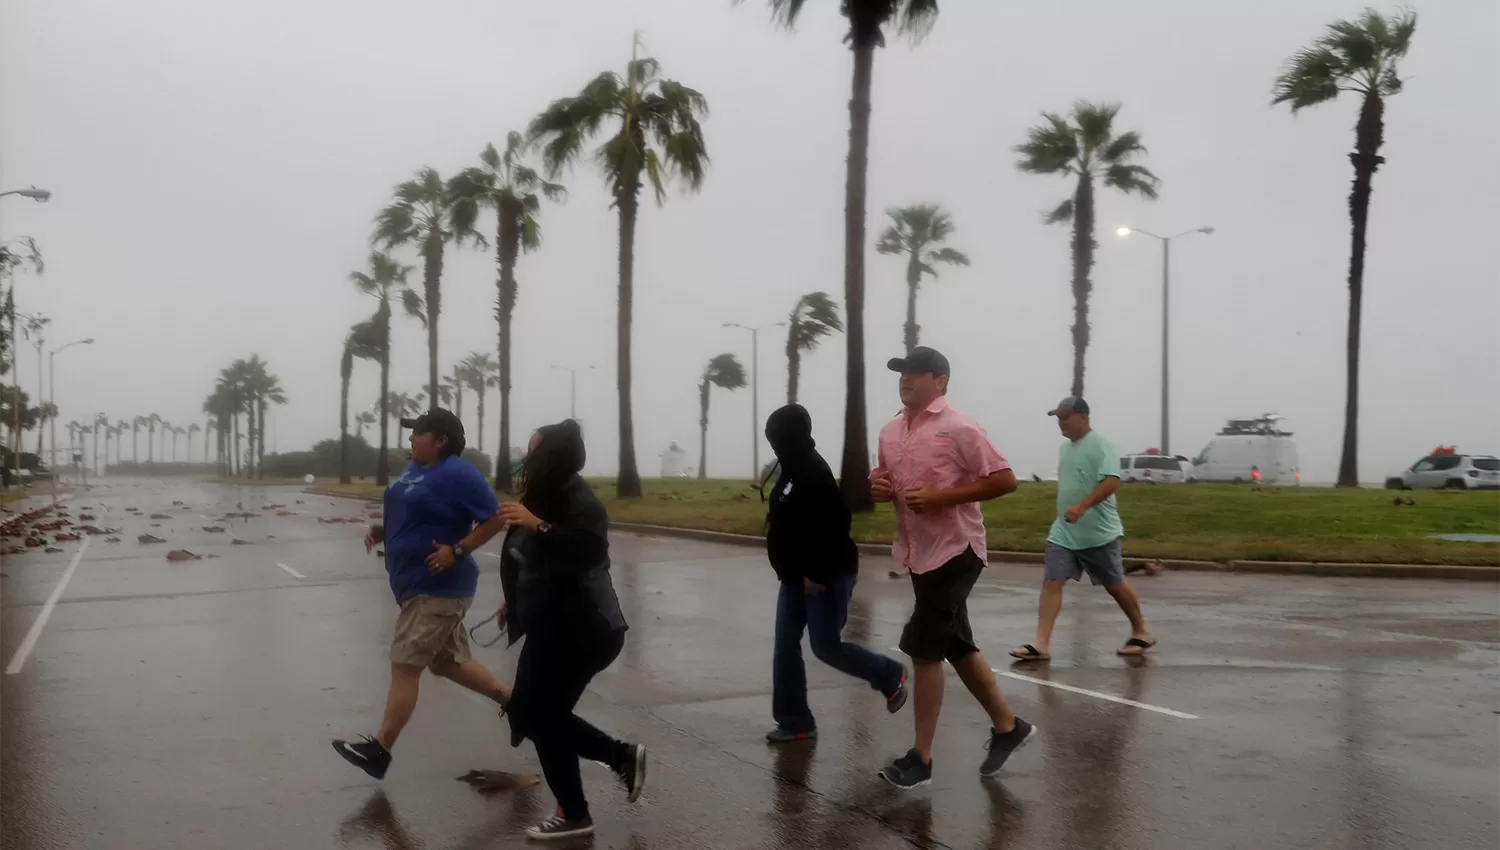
[872,397,1010,574]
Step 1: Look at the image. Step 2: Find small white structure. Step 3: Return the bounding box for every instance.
[659,441,692,479]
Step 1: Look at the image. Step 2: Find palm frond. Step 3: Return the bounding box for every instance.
[1103,163,1160,199]
[519,215,543,252]
[372,202,416,248]
[875,227,905,255]
[895,0,943,41]
[739,0,811,30]
[704,353,747,390]
[927,247,970,267]
[1272,45,1346,110]
[1043,198,1074,225]
[1100,130,1147,165]
[1072,101,1120,157]
[401,289,427,327]
[795,291,843,341]
[1014,114,1078,175]
[528,72,623,176]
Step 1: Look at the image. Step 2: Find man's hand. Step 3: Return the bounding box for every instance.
[904,486,946,513]
[498,502,543,531]
[426,540,457,573]
[871,474,894,503]
[1064,504,1086,524]
[803,577,825,595]
[364,524,384,553]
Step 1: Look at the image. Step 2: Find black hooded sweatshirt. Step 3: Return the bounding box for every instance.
[763,404,858,584]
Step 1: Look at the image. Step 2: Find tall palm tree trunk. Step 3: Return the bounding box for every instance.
[377,310,392,486]
[903,255,921,354]
[92,424,100,476]
[133,429,139,464]
[1338,91,1385,488]
[257,400,267,479]
[839,24,878,513]
[148,425,155,465]
[476,386,487,456]
[698,380,710,480]
[1068,173,1097,399]
[423,237,444,406]
[615,190,643,498]
[495,206,519,492]
[785,325,801,405]
[340,350,352,484]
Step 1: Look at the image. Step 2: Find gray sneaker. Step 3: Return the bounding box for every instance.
[878,748,933,789]
[979,717,1037,777]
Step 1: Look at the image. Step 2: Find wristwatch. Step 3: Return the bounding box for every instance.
[537,522,552,534]
[452,542,469,558]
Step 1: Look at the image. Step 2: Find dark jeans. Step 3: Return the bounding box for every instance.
[772,573,904,733]
[513,626,629,821]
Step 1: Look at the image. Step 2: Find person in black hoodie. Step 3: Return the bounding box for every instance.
[763,404,908,744]
[490,420,645,841]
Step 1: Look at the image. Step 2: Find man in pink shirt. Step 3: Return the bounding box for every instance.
[870,347,1036,788]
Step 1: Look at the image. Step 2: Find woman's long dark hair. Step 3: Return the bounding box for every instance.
[519,420,586,521]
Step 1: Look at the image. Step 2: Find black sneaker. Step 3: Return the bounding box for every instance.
[877,748,932,789]
[886,667,909,714]
[526,811,594,841]
[332,735,391,780]
[615,743,648,803]
[765,727,817,744]
[979,717,1037,777]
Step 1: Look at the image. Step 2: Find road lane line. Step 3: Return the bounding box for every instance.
[887,645,1199,719]
[480,552,501,560]
[276,562,306,580]
[994,668,1200,719]
[6,537,93,675]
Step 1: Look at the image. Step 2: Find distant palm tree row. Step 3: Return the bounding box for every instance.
[60,414,202,470]
[329,3,1414,499]
[202,355,287,479]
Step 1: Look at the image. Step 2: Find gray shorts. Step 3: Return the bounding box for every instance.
[1044,538,1124,587]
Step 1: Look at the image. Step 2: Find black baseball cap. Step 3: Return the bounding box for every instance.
[401,408,466,455]
[886,346,951,377]
[1047,396,1091,416]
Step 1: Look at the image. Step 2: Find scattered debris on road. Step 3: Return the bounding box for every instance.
[137,534,166,544]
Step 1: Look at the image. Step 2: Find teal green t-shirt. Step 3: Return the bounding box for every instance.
[1047,430,1125,550]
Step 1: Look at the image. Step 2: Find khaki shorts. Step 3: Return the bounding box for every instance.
[391,595,473,668]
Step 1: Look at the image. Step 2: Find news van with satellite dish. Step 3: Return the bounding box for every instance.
[1192,414,1301,485]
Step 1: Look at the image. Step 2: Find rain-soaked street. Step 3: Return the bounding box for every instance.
[2,478,1497,849]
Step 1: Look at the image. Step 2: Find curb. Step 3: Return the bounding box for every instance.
[609,522,1498,582]
[303,491,1498,581]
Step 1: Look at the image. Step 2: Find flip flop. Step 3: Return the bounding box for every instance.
[1009,644,1051,661]
[1117,637,1158,656]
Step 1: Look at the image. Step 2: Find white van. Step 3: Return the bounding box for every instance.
[1120,452,1194,484]
[1192,414,1301,485]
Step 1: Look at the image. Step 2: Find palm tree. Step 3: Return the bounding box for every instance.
[159,420,173,463]
[246,361,286,480]
[133,416,148,464]
[92,413,108,474]
[743,0,943,511]
[443,366,465,423]
[113,420,128,465]
[350,251,417,486]
[147,414,162,465]
[341,316,384,484]
[373,168,485,404]
[529,37,709,499]
[1014,101,1159,397]
[876,203,970,353]
[460,351,498,457]
[697,353,747,480]
[1274,8,1416,488]
[450,132,566,493]
[355,410,376,442]
[784,291,843,405]
[171,425,186,463]
[386,392,422,446]
[33,402,57,456]
[203,417,216,464]
[187,423,201,464]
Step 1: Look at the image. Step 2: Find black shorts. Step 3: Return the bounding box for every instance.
[899,547,984,663]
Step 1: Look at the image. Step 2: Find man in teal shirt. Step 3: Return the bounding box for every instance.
[1010,397,1156,661]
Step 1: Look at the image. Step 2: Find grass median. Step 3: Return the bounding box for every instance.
[310,479,1500,566]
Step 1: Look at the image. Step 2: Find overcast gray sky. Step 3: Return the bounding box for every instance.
[2,0,1496,482]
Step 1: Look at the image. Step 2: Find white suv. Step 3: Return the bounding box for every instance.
[1120,453,1193,484]
[1385,453,1500,490]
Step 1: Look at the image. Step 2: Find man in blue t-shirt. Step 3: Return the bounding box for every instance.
[1010,397,1156,662]
[333,409,513,780]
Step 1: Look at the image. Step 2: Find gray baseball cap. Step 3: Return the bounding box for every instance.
[1047,396,1090,416]
[887,346,950,377]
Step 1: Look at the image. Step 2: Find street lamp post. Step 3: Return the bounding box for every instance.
[1116,225,1215,455]
[49,338,94,503]
[723,321,786,479]
[550,364,596,420]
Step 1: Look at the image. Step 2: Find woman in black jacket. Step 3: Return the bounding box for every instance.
[495,420,643,841]
[763,404,908,744]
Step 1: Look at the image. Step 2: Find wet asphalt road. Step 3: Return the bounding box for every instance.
[2,478,1497,849]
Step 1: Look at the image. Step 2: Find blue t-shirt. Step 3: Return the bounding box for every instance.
[383,455,500,603]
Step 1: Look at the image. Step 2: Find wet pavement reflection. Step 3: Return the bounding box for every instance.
[1,478,1497,849]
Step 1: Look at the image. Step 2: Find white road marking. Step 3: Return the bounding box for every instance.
[888,646,1199,720]
[6,537,93,675]
[480,552,501,560]
[276,562,306,580]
